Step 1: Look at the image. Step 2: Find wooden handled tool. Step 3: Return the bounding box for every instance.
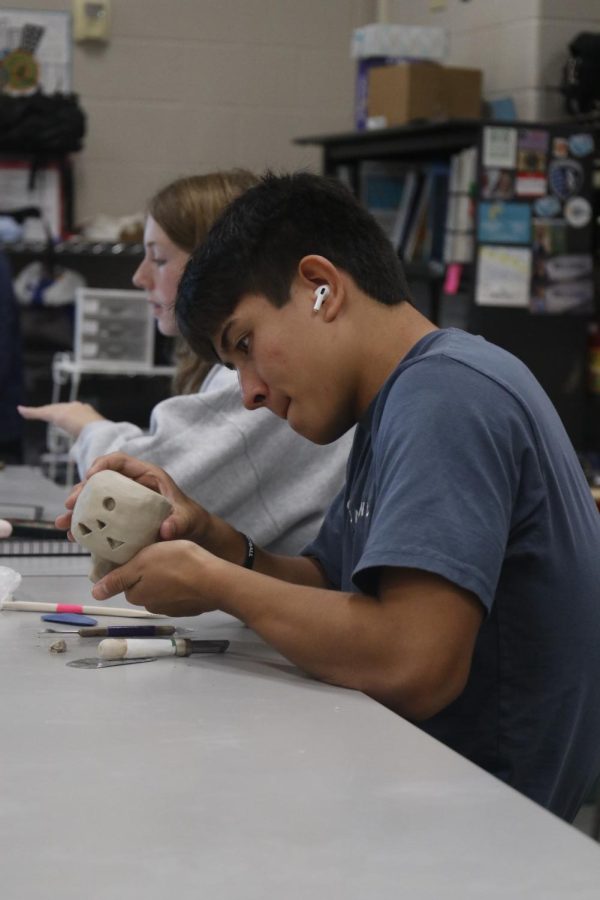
[0,600,162,618]
[98,638,229,660]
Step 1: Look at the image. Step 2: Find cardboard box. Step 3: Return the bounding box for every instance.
[351,23,450,130]
[355,56,404,130]
[367,61,482,127]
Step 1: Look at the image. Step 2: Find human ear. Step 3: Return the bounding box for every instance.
[297,255,344,320]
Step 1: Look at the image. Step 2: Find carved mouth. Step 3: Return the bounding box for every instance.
[106,537,125,550]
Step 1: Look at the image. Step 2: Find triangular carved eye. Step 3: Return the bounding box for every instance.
[78,523,92,535]
[106,537,125,550]
[97,520,107,530]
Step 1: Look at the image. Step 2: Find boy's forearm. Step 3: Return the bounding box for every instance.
[194,511,328,587]
[202,562,479,721]
[207,561,381,692]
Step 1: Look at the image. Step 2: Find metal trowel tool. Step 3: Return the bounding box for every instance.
[67,657,158,669]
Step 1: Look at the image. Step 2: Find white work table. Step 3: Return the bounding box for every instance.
[2,470,600,897]
[0,464,71,520]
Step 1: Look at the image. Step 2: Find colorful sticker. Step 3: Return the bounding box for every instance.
[478,202,531,244]
[548,159,583,200]
[517,130,548,173]
[531,217,593,314]
[534,195,561,217]
[568,133,594,158]
[533,218,568,259]
[2,48,39,93]
[564,196,592,228]
[481,168,514,200]
[552,137,569,158]
[531,279,594,315]
[545,254,593,281]
[483,127,517,169]
[515,172,547,197]
[518,129,549,152]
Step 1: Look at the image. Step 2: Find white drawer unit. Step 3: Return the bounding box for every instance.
[74,287,155,370]
[45,287,175,485]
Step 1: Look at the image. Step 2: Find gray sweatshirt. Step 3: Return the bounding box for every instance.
[72,365,353,555]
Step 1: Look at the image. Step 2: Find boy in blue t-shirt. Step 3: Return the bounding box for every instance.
[61,173,600,821]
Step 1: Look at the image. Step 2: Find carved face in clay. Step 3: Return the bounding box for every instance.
[71,470,172,582]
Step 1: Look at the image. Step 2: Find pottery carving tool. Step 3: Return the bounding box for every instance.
[41,624,177,637]
[42,613,98,627]
[67,657,158,669]
[0,599,162,618]
[98,637,229,660]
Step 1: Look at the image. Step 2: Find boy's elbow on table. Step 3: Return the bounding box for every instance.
[361,656,471,723]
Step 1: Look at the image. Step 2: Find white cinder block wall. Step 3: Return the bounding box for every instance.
[384,0,600,121]
[7,1,600,223]
[5,0,374,222]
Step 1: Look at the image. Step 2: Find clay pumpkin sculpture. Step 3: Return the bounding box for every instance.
[71,470,172,582]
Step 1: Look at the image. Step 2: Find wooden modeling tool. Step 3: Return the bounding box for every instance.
[0,599,162,618]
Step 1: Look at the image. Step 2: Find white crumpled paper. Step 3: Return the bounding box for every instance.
[0,566,22,604]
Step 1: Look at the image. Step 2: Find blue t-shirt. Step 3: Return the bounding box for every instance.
[304,328,600,820]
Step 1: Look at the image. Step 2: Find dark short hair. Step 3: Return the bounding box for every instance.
[176,170,413,360]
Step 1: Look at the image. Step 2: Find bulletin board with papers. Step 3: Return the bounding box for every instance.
[474,124,596,315]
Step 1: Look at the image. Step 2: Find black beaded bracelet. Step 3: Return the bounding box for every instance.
[241,533,255,569]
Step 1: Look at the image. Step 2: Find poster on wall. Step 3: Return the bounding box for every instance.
[515,128,548,197]
[475,245,531,308]
[475,124,596,315]
[477,201,531,244]
[0,9,71,94]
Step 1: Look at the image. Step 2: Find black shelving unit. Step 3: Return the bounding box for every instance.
[297,120,481,324]
[3,239,174,466]
[296,119,481,179]
[3,238,143,287]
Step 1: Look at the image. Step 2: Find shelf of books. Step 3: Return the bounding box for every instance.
[358,149,476,271]
[296,121,481,323]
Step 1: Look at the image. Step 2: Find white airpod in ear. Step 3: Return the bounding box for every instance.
[313,285,330,311]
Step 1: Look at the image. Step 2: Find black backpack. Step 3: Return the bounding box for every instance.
[0,91,86,155]
[562,32,600,115]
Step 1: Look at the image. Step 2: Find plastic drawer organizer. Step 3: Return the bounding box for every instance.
[74,287,155,370]
[45,288,175,483]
